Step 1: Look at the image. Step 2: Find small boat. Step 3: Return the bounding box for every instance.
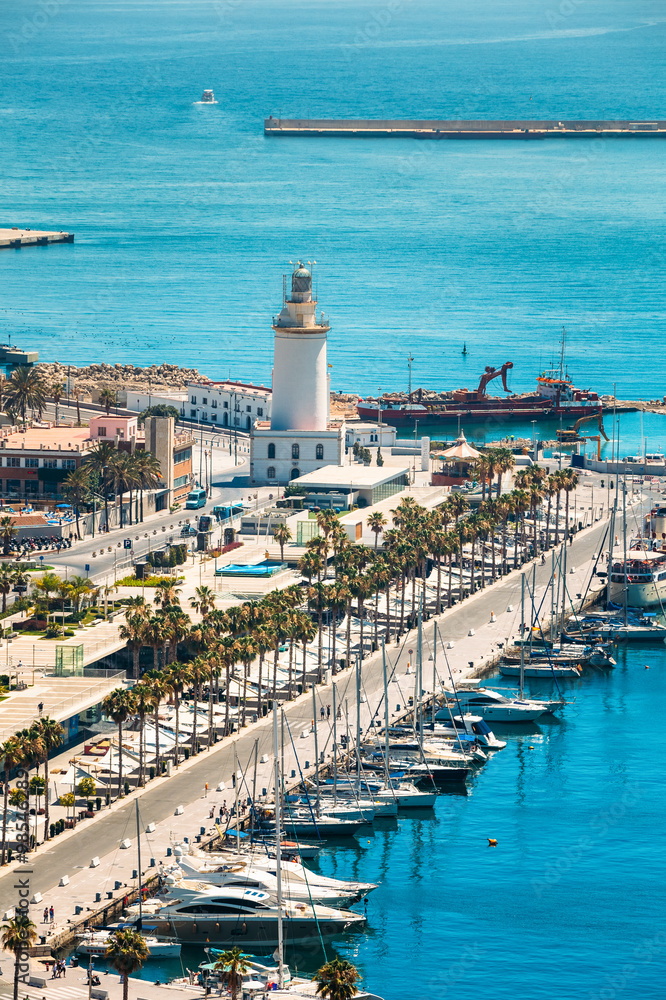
[429,715,507,750]
[196,89,218,104]
[76,929,181,957]
[500,662,582,679]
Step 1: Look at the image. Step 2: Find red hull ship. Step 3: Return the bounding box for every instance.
[357,361,602,426]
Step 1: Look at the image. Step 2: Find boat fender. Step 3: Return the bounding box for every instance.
[192,923,197,934]
[488,838,498,846]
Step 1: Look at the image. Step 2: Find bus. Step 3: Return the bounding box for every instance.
[185,487,207,509]
[213,502,243,521]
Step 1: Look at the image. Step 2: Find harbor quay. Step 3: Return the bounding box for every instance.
[0,229,74,249]
[264,117,666,139]
[0,506,624,973]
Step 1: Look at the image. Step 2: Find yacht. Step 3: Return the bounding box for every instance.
[197,89,218,103]
[177,850,377,905]
[76,929,180,958]
[609,518,666,608]
[145,884,365,946]
[429,715,507,750]
[320,776,437,809]
[441,688,549,722]
[500,661,582,679]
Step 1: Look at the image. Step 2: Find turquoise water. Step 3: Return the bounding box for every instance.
[1,1,666,401]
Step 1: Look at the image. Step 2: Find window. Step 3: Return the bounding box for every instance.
[202,397,208,405]
[211,414,217,421]
[234,403,240,412]
[190,409,197,419]
[116,428,124,438]
[257,407,263,417]
[292,443,300,460]
[174,474,189,488]
[174,448,191,464]
[223,401,228,409]
[290,467,300,480]
[98,426,106,437]
[212,399,217,408]
[246,405,251,412]
[64,460,76,470]
[203,412,208,421]
[7,457,20,468]
[267,443,275,459]
[267,466,276,479]
[190,395,197,404]
[45,458,58,469]
[316,444,324,460]
[25,458,38,468]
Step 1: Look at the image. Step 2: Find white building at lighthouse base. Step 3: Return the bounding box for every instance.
[250,420,345,486]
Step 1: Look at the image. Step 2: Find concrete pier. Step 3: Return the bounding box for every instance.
[264,117,666,139]
[0,228,74,249]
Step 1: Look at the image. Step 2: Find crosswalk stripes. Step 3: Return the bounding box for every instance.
[0,986,89,1000]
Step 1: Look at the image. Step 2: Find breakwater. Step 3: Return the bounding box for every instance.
[264,118,666,139]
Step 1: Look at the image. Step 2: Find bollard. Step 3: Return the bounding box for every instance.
[106,891,113,900]
[150,858,156,867]
[200,827,206,835]
[166,847,172,857]
[75,905,83,915]
[114,880,122,890]
[305,760,310,769]
[195,835,202,843]
[290,769,296,778]
[396,704,401,712]
[132,869,138,880]
[262,788,267,797]
[95,893,101,903]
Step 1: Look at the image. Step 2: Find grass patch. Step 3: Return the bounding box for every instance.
[116,574,185,588]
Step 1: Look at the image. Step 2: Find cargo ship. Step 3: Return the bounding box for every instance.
[357,360,602,426]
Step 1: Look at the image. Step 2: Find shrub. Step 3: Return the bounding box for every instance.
[149,766,155,780]
[221,541,243,555]
[78,776,96,799]
[123,781,130,796]
[95,796,102,811]
[49,823,56,839]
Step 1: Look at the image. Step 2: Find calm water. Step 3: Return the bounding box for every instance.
[1,1,666,402]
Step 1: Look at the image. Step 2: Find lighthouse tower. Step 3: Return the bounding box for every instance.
[271,263,329,432]
[250,261,345,485]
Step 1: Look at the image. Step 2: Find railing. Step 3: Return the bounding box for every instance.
[0,670,126,742]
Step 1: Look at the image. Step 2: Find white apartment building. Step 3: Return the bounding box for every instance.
[186,381,272,431]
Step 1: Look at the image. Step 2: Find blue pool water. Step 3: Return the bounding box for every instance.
[217,559,286,577]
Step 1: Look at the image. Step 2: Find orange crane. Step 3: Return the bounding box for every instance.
[557,408,608,442]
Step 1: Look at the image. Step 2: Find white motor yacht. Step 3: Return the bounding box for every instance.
[441,688,548,723]
[196,89,218,103]
[76,929,180,957]
[429,715,507,749]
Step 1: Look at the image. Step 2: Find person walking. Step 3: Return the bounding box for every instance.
[43,907,48,923]
[49,905,54,923]
[320,705,325,720]
[326,704,331,720]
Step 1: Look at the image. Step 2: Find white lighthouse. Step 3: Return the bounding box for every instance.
[250,262,344,485]
[271,263,329,432]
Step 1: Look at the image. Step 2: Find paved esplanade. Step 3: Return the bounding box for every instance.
[0,508,617,911]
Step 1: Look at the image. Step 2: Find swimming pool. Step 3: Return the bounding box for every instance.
[215,560,287,578]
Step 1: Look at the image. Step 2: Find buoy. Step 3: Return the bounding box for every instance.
[488,838,497,846]
[645,665,650,670]
[528,745,534,750]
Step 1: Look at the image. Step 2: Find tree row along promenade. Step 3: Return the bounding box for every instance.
[0,480,623,929]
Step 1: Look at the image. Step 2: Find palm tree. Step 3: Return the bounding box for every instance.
[33,570,61,625]
[105,929,149,1000]
[119,612,148,680]
[154,580,181,610]
[1,914,38,1000]
[315,957,361,1000]
[72,384,82,426]
[296,614,317,693]
[61,465,92,540]
[214,947,251,1000]
[308,582,329,682]
[162,607,191,663]
[511,489,530,567]
[561,470,579,544]
[367,511,387,550]
[0,564,16,613]
[475,454,492,501]
[0,516,17,557]
[102,689,134,799]
[144,615,168,670]
[107,451,131,528]
[51,380,65,426]
[98,386,116,416]
[86,441,116,531]
[32,716,64,842]
[190,585,216,618]
[162,662,191,766]
[130,682,153,785]
[494,446,516,496]
[143,670,168,777]
[189,656,211,754]
[132,451,162,522]
[5,366,47,424]
[1,737,24,865]
[273,523,292,561]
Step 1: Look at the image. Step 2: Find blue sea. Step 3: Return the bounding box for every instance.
[3,6,666,994]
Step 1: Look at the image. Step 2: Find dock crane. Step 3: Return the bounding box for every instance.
[556,408,609,443]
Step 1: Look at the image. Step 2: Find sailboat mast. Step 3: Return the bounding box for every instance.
[520,573,525,700]
[135,800,142,926]
[431,623,437,727]
[415,609,422,738]
[382,640,389,782]
[233,751,240,854]
[311,686,320,812]
[332,683,338,806]
[272,704,284,989]
[355,651,361,780]
[623,476,628,626]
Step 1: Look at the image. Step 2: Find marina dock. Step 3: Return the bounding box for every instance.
[0,228,74,249]
[264,117,666,139]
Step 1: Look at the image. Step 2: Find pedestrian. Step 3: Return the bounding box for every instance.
[43,906,48,923]
[231,773,236,788]
[219,804,224,817]
[62,962,66,979]
[337,706,342,720]
[320,706,325,720]
[209,806,214,819]
[326,704,331,720]
[49,905,54,923]
[204,782,209,798]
